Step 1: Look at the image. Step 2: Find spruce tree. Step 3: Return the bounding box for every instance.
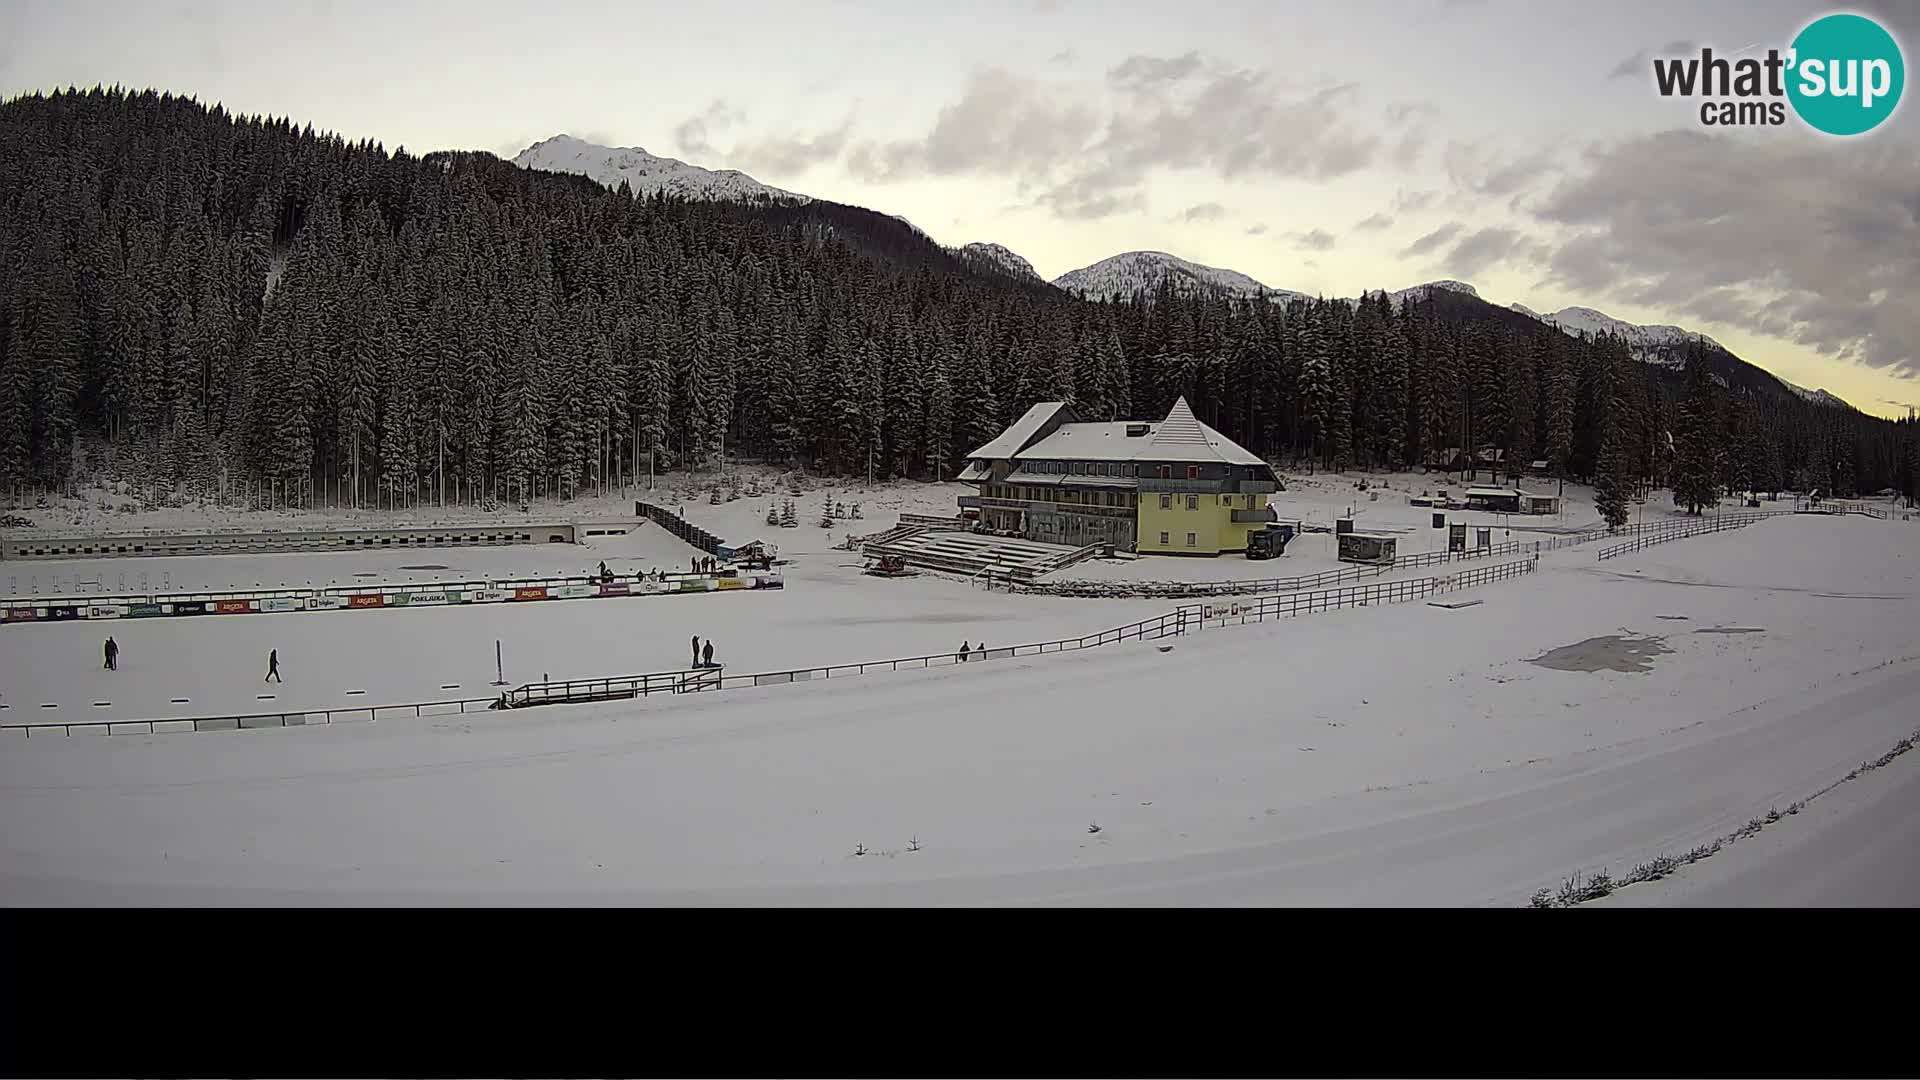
[1669,356,1724,514]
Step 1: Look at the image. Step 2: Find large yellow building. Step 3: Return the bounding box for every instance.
[957,397,1282,556]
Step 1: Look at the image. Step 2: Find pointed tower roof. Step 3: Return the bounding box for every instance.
[1150,396,1210,449]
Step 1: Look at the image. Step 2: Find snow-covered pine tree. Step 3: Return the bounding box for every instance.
[1669,353,1724,514]
[1594,418,1631,529]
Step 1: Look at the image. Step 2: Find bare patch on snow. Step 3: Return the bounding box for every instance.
[1527,634,1672,673]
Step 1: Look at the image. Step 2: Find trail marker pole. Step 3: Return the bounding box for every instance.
[492,640,507,686]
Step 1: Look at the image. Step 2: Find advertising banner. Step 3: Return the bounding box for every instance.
[552,584,593,600]
[87,605,128,619]
[598,582,631,597]
[472,589,512,604]
[514,587,549,601]
[173,601,208,616]
[261,597,303,613]
[306,596,349,610]
[128,603,165,618]
[6,607,39,622]
[347,594,384,609]
[215,599,254,615]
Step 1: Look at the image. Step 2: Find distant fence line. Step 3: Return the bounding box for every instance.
[1593,510,1795,561]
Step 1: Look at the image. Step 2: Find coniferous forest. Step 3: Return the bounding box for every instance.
[3,87,1916,521]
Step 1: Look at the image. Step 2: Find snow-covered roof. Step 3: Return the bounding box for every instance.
[1466,486,1522,497]
[992,398,1267,467]
[956,461,990,483]
[966,402,1072,461]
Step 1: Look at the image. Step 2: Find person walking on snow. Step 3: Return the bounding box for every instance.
[103,636,118,671]
[265,648,282,683]
[702,640,715,668]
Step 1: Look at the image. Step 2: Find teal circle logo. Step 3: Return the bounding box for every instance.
[1787,13,1905,135]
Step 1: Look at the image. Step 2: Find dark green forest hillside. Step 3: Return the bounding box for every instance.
[2,87,1913,519]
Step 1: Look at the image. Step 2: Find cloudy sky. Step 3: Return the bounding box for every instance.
[5,0,1918,418]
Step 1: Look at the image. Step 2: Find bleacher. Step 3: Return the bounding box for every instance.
[863,527,1099,581]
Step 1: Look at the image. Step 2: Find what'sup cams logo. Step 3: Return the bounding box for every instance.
[1653,11,1905,134]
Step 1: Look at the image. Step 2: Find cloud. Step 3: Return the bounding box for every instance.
[1177,201,1227,224]
[1534,129,1920,378]
[1444,141,1558,198]
[1608,39,1695,80]
[1394,188,1438,213]
[1353,212,1394,232]
[846,57,1384,219]
[1439,226,1535,277]
[1402,222,1462,257]
[674,99,854,176]
[1293,228,1337,251]
[1048,49,1075,67]
[1246,223,1269,236]
[675,99,745,158]
[1108,51,1205,86]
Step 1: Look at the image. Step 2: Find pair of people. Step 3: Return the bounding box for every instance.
[957,641,987,662]
[691,634,716,668]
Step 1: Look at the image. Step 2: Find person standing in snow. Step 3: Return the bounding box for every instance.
[958,641,970,663]
[103,636,118,671]
[691,635,701,666]
[975,642,986,660]
[702,639,715,668]
[265,648,282,683]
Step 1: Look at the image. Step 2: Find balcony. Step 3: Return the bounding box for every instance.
[1232,507,1279,524]
[1239,480,1280,494]
[1136,477,1226,493]
[956,495,983,508]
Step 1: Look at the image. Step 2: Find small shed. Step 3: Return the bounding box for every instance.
[1523,494,1561,516]
[1338,532,1398,566]
[1465,486,1522,513]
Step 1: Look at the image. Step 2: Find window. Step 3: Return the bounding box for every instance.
[1186,495,1198,511]
[1159,531,1170,545]
[1187,465,1200,480]
[1159,494,1171,510]
[1186,532,1197,547]
[1156,465,1171,479]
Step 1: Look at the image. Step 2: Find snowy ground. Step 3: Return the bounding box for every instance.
[0,526,1170,721]
[2,514,1915,905]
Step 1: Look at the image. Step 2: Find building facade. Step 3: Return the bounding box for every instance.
[956,397,1281,556]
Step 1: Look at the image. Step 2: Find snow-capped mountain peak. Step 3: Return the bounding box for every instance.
[1510,303,1721,369]
[512,134,809,205]
[1354,280,1480,307]
[1783,382,1851,409]
[1052,250,1311,303]
[957,242,1041,281]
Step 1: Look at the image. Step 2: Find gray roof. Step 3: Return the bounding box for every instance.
[983,397,1267,467]
[965,401,1071,462]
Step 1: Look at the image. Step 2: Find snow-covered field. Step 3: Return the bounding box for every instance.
[3,514,1915,905]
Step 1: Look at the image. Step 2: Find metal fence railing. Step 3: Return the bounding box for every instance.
[1179,557,1536,627]
[1593,511,1783,561]
[1,695,500,739]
